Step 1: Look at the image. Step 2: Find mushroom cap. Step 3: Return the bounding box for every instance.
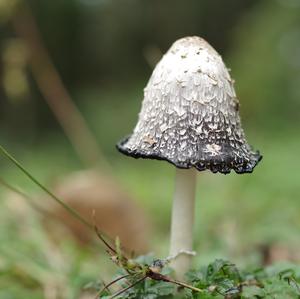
[117,36,262,174]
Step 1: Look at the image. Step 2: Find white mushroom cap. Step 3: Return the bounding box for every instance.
[117,36,262,174]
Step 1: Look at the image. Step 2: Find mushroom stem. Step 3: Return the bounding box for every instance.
[169,168,197,279]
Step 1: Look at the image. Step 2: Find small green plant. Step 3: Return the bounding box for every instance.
[94,259,300,298]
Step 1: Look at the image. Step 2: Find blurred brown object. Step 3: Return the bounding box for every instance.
[260,243,300,266]
[44,170,150,254]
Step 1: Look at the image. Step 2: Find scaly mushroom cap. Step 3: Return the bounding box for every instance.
[117,36,262,174]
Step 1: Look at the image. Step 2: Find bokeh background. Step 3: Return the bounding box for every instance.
[0,0,300,298]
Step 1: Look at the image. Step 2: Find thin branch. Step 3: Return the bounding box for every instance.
[168,278,203,293]
[109,276,147,299]
[94,274,131,299]
[148,271,202,293]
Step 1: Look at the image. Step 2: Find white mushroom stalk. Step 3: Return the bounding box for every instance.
[169,168,197,278]
[117,36,262,279]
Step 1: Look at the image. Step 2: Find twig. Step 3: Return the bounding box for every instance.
[147,271,202,293]
[109,276,147,299]
[168,278,202,293]
[94,274,131,299]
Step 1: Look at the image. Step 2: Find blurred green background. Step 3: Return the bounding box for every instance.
[0,0,300,298]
